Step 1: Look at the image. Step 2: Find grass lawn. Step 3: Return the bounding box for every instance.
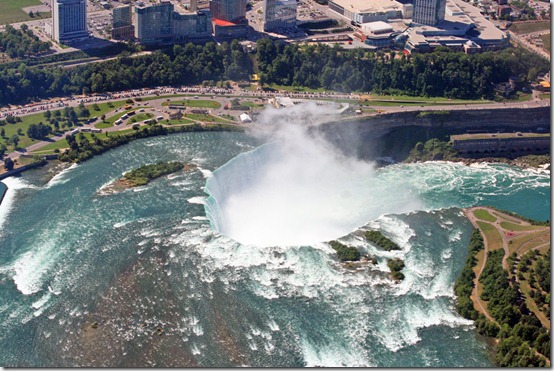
[500,221,544,232]
[519,274,551,329]
[34,129,137,152]
[476,221,503,250]
[127,113,154,124]
[539,93,550,100]
[510,21,550,34]
[240,100,264,108]
[162,99,221,109]
[0,0,44,24]
[87,100,128,118]
[540,33,550,53]
[184,114,229,123]
[220,114,236,121]
[474,209,497,222]
[165,118,196,125]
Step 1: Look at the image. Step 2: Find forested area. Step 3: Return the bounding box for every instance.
[454,227,550,367]
[0,37,550,105]
[0,24,51,59]
[256,39,549,98]
[0,40,251,105]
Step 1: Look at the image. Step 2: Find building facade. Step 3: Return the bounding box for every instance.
[412,0,446,25]
[210,0,247,22]
[52,0,88,43]
[134,1,174,43]
[112,4,134,39]
[262,0,297,32]
[173,10,213,42]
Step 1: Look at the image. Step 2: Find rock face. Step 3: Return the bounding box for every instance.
[318,107,550,161]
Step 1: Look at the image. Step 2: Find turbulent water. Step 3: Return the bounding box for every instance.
[0,127,549,366]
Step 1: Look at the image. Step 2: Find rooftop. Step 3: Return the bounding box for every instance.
[331,0,403,14]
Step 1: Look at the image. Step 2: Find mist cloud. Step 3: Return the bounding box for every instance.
[205,103,422,247]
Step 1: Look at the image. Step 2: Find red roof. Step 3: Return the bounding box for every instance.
[213,18,236,27]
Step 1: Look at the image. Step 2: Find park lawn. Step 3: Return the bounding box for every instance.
[87,100,128,118]
[184,114,229,123]
[540,33,550,53]
[0,0,43,24]
[127,113,154,124]
[508,230,550,256]
[220,114,236,121]
[240,100,264,108]
[539,93,550,100]
[476,221,503,250]
[166,118,196,125]
[162,99,221,109]
[510,21,550,34]
[474,209,497,222]
[500,221,544,231]
[34,129,136,152]
[97,109,137,128]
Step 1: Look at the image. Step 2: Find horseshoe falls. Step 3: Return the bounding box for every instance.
[0,115,549,366]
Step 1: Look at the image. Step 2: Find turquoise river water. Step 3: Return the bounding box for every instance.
[0,129,549,367]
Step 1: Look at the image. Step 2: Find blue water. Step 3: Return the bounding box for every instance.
[0,130,549,367]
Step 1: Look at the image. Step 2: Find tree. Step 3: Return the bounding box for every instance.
[0,128,4,138]
[10,135,19,148]
[4,157,14,171]
[44,109,52,121]
[0,144,6,158]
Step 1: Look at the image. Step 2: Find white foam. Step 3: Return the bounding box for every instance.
[43,163,78,189]
[11,236,61,295]
[187,196,205,205]
[0,177,35,236]
[300,337,372,367]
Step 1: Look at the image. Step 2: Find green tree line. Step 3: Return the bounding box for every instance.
[1,38,549,105]
[256,39,548,98]
[0,39,251,105]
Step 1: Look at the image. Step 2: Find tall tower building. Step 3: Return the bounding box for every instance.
[112,4,134,39]
[134,1,174,43]
[52,0,88,43]
[412,0,446,25]
[209,0,247,22]
[262,0,297,32]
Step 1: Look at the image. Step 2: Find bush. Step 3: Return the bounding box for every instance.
[364,230,400,251]
[328,240,360,262]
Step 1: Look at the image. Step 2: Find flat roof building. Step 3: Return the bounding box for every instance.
[52,0,88,43]
[328,0,409,25]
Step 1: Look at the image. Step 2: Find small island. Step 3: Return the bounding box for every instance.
[387,258,405,282]
[101,161,194,194]
[364,230,401,251]
[122,161,186,187]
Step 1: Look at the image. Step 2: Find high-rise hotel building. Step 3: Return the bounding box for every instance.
[52,0,89,43]
[209,0,247,23]
[262,0,297,32]
[412,0,446,25]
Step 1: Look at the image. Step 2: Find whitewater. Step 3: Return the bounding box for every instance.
[0,106,549,367]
